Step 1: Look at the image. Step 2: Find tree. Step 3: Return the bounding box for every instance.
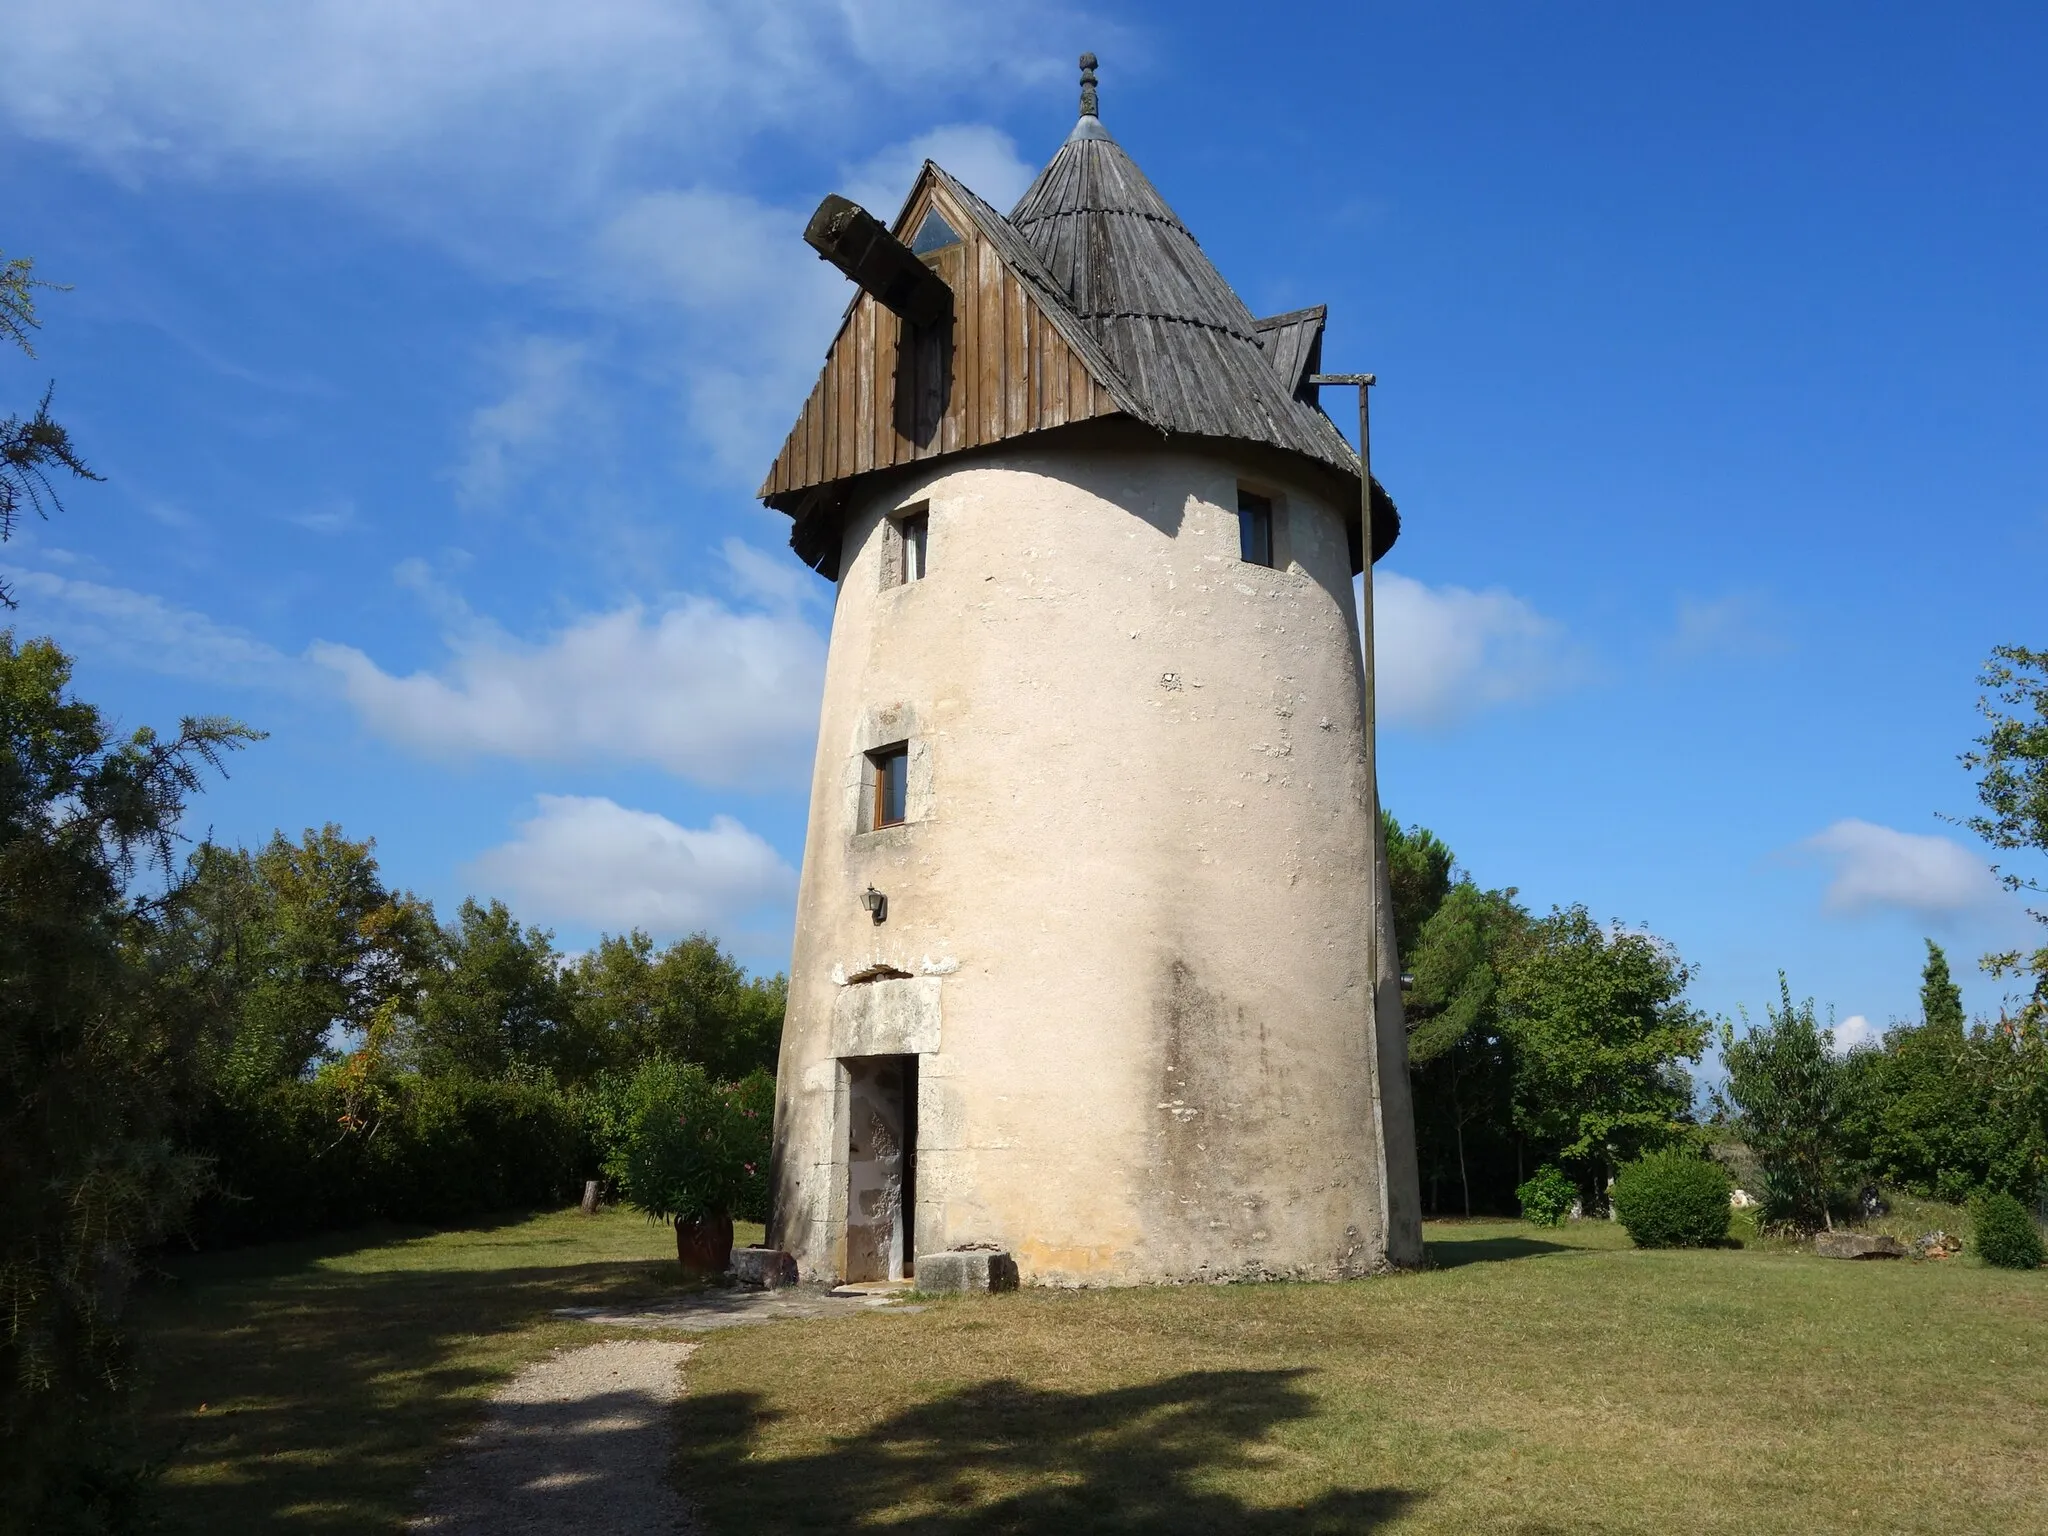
[1496,905,1707,1211]
[1844,944,2042,1203]
[2,255,99,605]
[408,898,565,1079]
[1719,975,1847,1229]
[0,633,254,1529]
[1382,811,1454,964]
[562,930,785,1083]
[165,827,438,1090]
[1962,644,2048,1010]
[1920,939,1964,1032]
[1405,880,1528,1215]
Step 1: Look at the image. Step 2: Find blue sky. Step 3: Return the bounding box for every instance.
[2,2,2042,1047]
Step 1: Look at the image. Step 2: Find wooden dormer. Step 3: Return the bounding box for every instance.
[759,165,1142,576]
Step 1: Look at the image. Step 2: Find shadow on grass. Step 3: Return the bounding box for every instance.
[155,1208,559,1283]
[133,1252,682,1533]
[1424,1234,1577,1269]
[675,1371,1421,1534]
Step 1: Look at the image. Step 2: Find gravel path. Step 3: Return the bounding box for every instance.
[410,1338,698,1535]
[555,1284,917,1332]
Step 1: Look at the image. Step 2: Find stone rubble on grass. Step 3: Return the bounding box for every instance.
[915,1248,1020,1294]
[1814,1231,1906,1260]
[1915,1230,1963,1259]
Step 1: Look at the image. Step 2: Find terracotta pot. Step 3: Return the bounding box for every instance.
[675,1213,734,1278]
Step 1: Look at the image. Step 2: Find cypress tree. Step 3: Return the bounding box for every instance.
[1920,940,1965,1031]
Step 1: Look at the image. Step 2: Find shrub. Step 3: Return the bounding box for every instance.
[191,1073,585,1246]
[608,1060,773,1224]
[1516,1164,1576,1227]
[1612,1150,1733,1248]
[1971,1191,2045,1270]
[1718,977,1846,1232]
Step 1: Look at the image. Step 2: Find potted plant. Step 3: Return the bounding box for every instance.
[608,1059,772,1279]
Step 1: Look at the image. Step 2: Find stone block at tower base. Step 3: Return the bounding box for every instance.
[731,1246,799,1289]
[917,1249,1019,1294]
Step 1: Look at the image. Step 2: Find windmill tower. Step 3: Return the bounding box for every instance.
[758,58,1423,1286]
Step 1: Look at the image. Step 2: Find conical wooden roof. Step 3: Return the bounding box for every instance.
[1008,116,1367,489]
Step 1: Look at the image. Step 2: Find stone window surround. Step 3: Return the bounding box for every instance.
[845,702,935,839]
[879,499,934,590]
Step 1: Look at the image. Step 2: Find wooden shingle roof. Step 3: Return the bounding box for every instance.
[1011,125,1339,471]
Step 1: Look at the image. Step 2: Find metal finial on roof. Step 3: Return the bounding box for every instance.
[1079,52,1099,118]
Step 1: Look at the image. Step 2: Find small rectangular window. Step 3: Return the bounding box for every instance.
[1238,490,1273,567]
[870,744,909,828]
[900,510,928,582]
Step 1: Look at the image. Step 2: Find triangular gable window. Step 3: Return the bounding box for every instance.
[910,207,963,255]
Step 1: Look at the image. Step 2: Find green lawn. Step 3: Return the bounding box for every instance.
[133,1211,2048,1534]
[131,1208,758,1533]
[676,1218,2048,1534]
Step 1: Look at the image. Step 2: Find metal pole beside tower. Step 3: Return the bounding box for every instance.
[1310,369,1385,1260]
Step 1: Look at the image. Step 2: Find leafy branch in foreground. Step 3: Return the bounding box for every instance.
[0,253,101,606]
[1961,644,2048,1006]
[1,632,257,1531]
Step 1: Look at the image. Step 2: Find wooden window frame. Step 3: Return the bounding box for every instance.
[1237,488,1275,568]
[869,742,910,829]
[899,507,929,583]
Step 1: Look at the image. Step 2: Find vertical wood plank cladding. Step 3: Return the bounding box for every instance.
[828,323,846,484]
[1005,274,1029,436]
[761,203,1137,501]
[1040,301,1060,431]
[825,325,843,482]
[853,300,874,474]
[937,243,965,456]
[956,231,980,454]
[876,308,898,468]
[795,398,810,494]
[1023,302,1041,433]
[977,242,1003,443]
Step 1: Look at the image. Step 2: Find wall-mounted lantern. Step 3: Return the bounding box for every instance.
[861,885,888,924]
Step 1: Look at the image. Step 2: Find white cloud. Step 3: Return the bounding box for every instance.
[309,596,824,784]
[467,794,795,936]
[586,121,1036,479]
[1799,819,2004,917]
[1832,1014,1884,1054]
[592,186,847,475]
[0,3,1093,494]
[455,336,592,507]
[0,2,1062,195]
[0,565,300,688]
[844,122,1036,218]
[286,496,361,535]
[1371,570,1578,728]
[1666,591,1783,661]
[720,538,815,611]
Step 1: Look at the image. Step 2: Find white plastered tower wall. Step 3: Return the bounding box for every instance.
[767,432,1423,1284]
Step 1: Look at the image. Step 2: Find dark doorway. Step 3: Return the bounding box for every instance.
[843,1055,918,1281]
